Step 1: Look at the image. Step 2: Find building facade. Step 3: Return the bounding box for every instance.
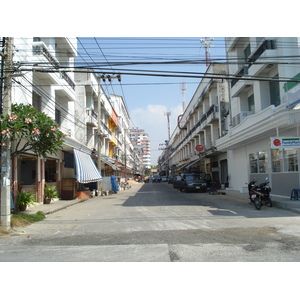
[1,37,143,213]
[216,37,300,197]
[161,37,300,198]
[162,63,230,188]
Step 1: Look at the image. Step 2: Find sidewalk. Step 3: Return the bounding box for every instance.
[23,186,300,216]
[24,197,88,215]
[225,189,300,214]
[24,180,142,215]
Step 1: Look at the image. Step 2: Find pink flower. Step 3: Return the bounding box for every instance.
[32,128,40,136]
[25,118,32,123]
[51,126,57,131]
[8,115,18,121]
[1,142,6,146]
[1,129,10,136]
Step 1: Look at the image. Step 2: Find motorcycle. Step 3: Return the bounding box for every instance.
[249,177,272,210]
[248,179,257,204]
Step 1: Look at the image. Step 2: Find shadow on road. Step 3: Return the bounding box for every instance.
[122,182,299,219]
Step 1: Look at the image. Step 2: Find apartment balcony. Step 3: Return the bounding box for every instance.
[232,111,255,127]
[86,108,98,127]
[247,39,277,77]
[231,65,249,88]
[32,41,75,91]
[171,104,219,153]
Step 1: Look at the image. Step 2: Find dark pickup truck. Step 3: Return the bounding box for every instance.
[173,172,209,193]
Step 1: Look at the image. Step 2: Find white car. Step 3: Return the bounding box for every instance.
[161,176,168,182]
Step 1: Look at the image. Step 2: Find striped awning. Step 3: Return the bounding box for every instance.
[101,157,121,171]
[73,149,102,183]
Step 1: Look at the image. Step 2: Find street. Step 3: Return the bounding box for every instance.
[1,181,300,262]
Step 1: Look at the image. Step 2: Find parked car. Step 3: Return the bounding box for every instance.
[168,175,175,184]
[175,172,207,193]
[173,175,183,189]
[152,174,162,183]
[161,176,168,182]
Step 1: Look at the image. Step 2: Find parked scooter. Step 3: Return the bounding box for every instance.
[249,177,272,210]
[248,179,257,204]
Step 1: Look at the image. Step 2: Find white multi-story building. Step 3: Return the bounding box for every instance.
[217,37,300,197]
[2,37,141,209]
[164,63,229,186]
[130,128,151,170]
[10,37,82,202]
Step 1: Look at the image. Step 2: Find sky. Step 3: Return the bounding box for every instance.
[76,37,227,165]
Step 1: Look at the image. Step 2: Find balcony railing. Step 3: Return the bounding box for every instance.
[33,42,75,90]
[231,40,276,88]
[172,104,218,153]
[248,39,276,65]
[231,66,248,88]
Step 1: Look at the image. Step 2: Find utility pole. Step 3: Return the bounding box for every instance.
[164,111,171,177]
[0,38,5,114]
[180,82,186,112]
[97,78,103,195]
[1,37,13,229]
[164,111,171,141]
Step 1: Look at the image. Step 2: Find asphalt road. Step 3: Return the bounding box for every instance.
[2,181,300,262]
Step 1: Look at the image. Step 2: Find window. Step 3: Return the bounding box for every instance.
[32,91,42,112]
[55,108,61,126]
[249,153,258,173]
[269,74,280,107]
[272,148,298,172]
[285,149,298,172]
[248,94,255,112]
[249,151,268,173]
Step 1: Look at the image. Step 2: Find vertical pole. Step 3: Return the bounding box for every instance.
[124,128,127,180]
[0,38,5,114]
[97,78,102,195]
[1,37,13,229]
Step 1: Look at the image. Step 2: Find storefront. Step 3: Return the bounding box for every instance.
[240,137,299,197]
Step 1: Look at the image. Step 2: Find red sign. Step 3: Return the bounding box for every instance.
[195,145,204,152]
[273,139,281,147]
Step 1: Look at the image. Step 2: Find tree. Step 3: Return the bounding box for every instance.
[0,103,65,157]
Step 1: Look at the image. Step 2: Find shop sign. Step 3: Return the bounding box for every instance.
[270,137,300,149]
[195,145,204,152]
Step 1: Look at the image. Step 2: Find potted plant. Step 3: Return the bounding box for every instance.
[16,190,37,211]
[44,184,58,204]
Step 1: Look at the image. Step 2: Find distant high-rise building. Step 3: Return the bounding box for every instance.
[129,128,151,169]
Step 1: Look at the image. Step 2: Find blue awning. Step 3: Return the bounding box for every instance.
[73,149,102,183]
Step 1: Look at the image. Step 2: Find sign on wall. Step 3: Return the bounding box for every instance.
[270,137,300,149]
[195,145,205,152]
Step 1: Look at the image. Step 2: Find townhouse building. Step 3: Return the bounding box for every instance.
[216,37,300,197]
[1,37,142,211]
[10,37,84,202]
[165,63,230,187]
[161,38,300,198]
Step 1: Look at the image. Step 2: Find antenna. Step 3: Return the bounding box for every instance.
[200,37,214,66]
[180,82,186,112]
